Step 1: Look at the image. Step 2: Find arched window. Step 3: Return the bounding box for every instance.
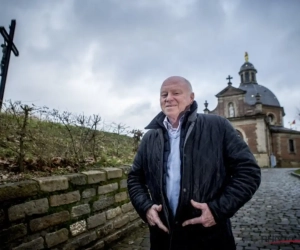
[267,114,275,125]
[228,103,235,117]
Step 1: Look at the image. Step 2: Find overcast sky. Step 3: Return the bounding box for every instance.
[1,0,299,131]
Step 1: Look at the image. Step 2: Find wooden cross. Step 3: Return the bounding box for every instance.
[0,19,19,111]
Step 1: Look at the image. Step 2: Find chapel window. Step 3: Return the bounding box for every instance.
[245,72,250,82]
[251,72,255,82]
[289,139,295,153]
[268,114,275,124]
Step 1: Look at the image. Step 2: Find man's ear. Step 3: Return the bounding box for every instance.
[190,92,195,102]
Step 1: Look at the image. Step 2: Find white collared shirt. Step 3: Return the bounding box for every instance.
[163,116,184,216]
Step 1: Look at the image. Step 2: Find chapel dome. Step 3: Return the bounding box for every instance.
[238,52,280,107]
[239,83,281,107]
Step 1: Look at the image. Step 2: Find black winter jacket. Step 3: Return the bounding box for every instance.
[128,102,261,250]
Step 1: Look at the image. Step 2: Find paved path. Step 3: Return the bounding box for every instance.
[109,168,300,250]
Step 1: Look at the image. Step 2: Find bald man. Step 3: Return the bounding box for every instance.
[128,76,261,250]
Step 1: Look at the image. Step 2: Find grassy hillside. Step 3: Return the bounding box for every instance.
[0,102,139,176]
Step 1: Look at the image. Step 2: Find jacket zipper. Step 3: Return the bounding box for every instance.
[169,121,195,250]
[158,129,171,231]
[159,121,195,250]
[158,129,173,250]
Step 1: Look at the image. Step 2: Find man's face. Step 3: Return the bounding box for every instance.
[160,78,194,119]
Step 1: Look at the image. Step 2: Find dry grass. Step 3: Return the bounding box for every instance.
[0,107,137,181]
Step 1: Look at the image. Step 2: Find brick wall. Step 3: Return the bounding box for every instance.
[262,106,283,126]
[231,120,258,154]
[272,133,300,167]
[210,95,255,118]
[239,124,257,150]
[0,167,142,250]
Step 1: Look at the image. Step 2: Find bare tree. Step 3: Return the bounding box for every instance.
[89,114,102,162]
[74,113,102,163]
[49,110,104,166]
[130,129,144,152]
[111,122,129,157]
[50,109,81,164]
[0,100,135,173]
[75,113,91,162]
[0,101,34,172]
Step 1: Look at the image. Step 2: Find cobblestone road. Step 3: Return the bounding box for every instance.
[109,168,300,250]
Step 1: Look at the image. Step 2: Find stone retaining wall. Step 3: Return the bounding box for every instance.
[0,166,142,250]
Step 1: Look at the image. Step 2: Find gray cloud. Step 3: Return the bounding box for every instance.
[0,0,299,130]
